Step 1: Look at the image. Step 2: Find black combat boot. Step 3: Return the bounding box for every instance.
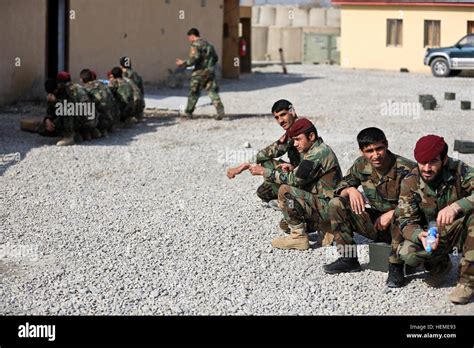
[386,263,405,288]
[323,257,361,274]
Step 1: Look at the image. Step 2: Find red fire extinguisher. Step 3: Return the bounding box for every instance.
[239,37,247,57]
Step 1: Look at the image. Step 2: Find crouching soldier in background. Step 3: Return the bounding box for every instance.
[38,72,97,146]
[80,68,118,136]
[120,56,144,96]
[249,118,342,250]
[397,135,473,304]
[323,128,416,288]
[108,67,135,125]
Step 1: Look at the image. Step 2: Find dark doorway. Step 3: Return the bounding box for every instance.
[46,0,69,78]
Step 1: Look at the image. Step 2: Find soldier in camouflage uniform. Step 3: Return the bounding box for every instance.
[322,128,416,288]
[80,69,118,136]
[176,28,224,120]
[120,56,144,96]
[108,67,135,124]
[124,76,145,121]
[249,118,342,250]
[226,100,300,205]
[39,72,96,146]
[397,135,473,304]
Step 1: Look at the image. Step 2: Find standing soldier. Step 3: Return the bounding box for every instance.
[108,67,135,125]
[226,100,300,207]
[322,128,416,288]
[124,76,145,121]
[120,56,144,95]
[175,28,224,120]
[80,68,118,136]
[249,118,342,250]
[397,135,473,304]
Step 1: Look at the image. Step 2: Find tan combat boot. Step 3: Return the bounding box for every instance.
[56,134,75,146]
[271,223,309,250]
[448,283,473,304]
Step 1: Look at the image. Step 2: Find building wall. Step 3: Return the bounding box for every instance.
[0,0,47,105]
[68,0,224,83]
[339,6,474,72]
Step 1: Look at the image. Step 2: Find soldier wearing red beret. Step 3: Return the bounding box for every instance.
[249,118,342,250]
[398,135,474,304]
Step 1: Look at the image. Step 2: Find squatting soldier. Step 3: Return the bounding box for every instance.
[226,100,300,213]
[323,128,416,288]
[120,56,144,95]
[108,67,135,125]
[80,68,118,136]
[39,72,97,146]
[124,76,145,121]
[397,135,473,304]
[249,118,342,250]
[175,28,224,120]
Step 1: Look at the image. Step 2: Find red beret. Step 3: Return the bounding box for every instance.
[106,70,113,77]
[288,118,314,138]
[90,70,97,80]
[414,135,447,163]
[56,71,71,83]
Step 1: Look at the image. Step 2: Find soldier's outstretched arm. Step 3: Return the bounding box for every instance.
[226,163,251,179]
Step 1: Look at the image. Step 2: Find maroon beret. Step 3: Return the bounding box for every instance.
[288,118,314,138]
[414,135,447,163]
[90,70,97,80]
[57,71,71,83]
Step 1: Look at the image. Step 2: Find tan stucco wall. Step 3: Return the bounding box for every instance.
[68,0,224,84]
[0,0,47,105]
[339,6,474,72]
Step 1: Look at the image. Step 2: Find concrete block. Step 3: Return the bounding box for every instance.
[251,6,260,25]
[258,6,276,26]
[367,243,391,272]
[251,26,269,61]
[326,8,341,27]
[291,8,309,27]
[309,8,326,27]
[267,26,302,62]
[275,6,292,27]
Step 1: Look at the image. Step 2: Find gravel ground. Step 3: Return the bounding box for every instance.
[1,64,473,315]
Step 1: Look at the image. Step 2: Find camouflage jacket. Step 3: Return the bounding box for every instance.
[255,132,301,167]
[335,151,416,213]
[46,82,91,119]
[108,78,134,109]
[123,68,144,95]
[398,158,473,243]
[83,80,119,118]
[185,38,217,71]
[263,137,342,199]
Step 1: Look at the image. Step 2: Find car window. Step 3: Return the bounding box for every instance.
[458,36,474,47]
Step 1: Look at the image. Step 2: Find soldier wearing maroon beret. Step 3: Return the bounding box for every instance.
[397,135,474,304]
[249,118,342,250]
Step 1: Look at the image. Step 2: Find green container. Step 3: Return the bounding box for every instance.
[367,242,391,272]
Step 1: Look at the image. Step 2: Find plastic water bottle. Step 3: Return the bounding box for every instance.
[425,221,437,253]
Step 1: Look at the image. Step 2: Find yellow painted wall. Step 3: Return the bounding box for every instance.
[68,0,224,84]
[0,0,47,105]
[339,6,474,72]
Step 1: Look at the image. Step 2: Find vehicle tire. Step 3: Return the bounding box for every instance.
[430,58,451,77]
[449,70,462,77]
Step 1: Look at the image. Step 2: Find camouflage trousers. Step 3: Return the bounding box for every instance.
[329,197,403,264]
[256,160,284,202]
[278,184,331,234]
[398,214,474,286]
[185,70,223,114]
[96,111,115,132]
[37,116,91,137]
